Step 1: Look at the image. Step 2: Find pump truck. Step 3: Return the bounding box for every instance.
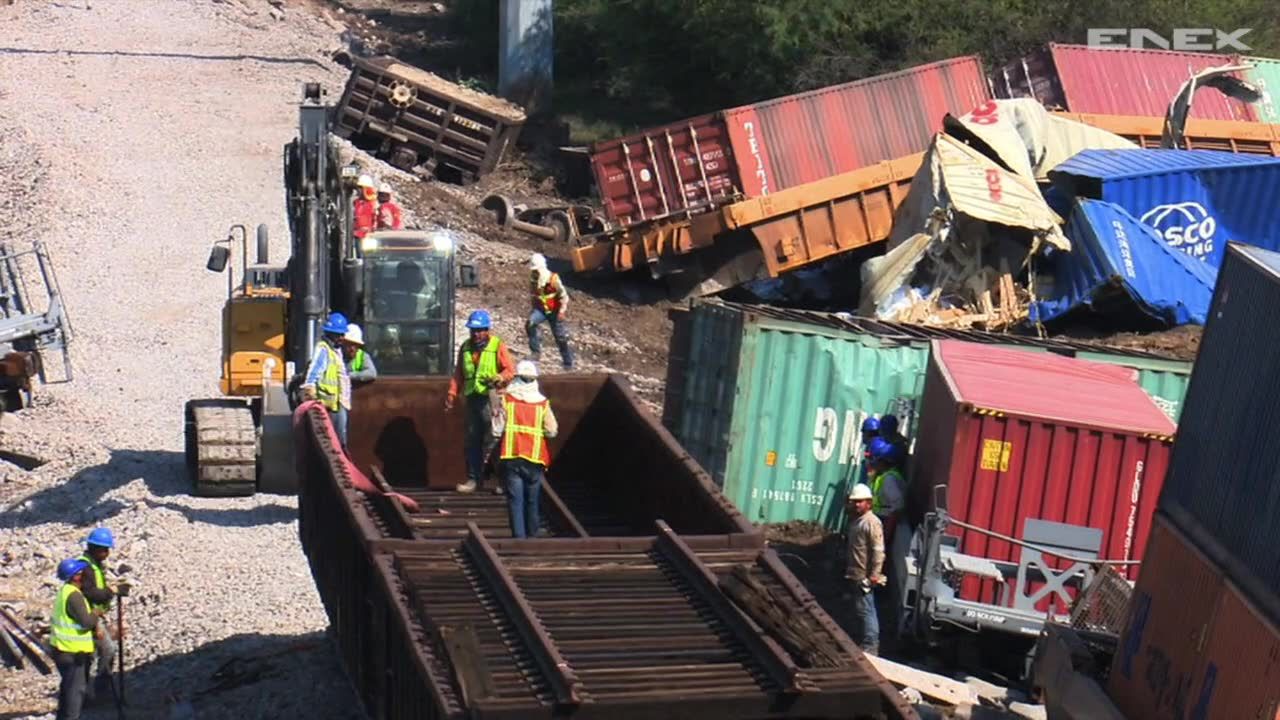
[184,83,476,496]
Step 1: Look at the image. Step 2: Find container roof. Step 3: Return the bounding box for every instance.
[934,339,1177,435]
[1052,148,1280,181]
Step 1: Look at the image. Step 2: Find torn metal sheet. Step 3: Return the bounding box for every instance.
[1162,64,1262,149]
[1033,199,1216,327]
[949,99,1138,181]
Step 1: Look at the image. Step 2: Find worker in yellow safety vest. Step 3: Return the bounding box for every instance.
[492,360,559,538]
[526,253,575,370]
[302,312,353,447]
[867,438,906,544]
[77,528,118,703]
[50,557,101,720]
[446,309,515,493]
[342,324,378,385]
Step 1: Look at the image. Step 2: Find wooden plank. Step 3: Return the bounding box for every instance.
[864,654,978,707]
[439,624,496,706]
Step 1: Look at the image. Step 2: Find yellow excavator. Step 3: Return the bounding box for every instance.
[184,83,475,496]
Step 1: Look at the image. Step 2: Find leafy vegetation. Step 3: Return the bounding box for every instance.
[452,0,1280,138]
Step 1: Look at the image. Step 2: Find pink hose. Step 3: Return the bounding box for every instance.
[293,400,421,512]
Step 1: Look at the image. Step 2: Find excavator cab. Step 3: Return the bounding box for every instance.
[355,230,464,376]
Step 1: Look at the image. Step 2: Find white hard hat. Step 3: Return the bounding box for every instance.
[378,182,393,195]
[343,324,364,346]
[357,174,374,188]
[516,360,538,379]
[528,253,547,270]
[848,483,874,502]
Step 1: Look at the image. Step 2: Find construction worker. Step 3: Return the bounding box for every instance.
[492,360,559,538]
[880,414,908,459]
[343,324,378,385]
[856,416,880,487]
[526,253,575,370]
[844,483,886,656]
[446,309,515,493]
[353,174,378,239]
[302,312,352,446]
[50,558,100,720]
[376,183,404,230]
[77,528,116,702]
[867,437,906,544]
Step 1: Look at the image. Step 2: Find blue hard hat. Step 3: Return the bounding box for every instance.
[466,310,492,330]
[85,527,114,549]
[869,437,895,461]
[861,417,880,434]
[322,312,349,335]
[880,414,899,435]
[57,558,90,582]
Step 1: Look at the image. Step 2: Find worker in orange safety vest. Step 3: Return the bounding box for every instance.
[353,174,378,239]
[526,253,575,370]
[491,360,558,538]
[376,183,404,230]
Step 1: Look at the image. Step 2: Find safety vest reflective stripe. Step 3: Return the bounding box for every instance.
[462,337,500,396]
[535,274,561,314]
[315,342,343,411]
[50,584,94,654]
[871,469,904,514]
[77,555,108,612]
[500,397,550,466]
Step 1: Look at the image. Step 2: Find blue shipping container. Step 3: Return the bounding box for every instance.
[1049,149,1280,268]
[1157,242,1280,628]
[1034,199,1217,326]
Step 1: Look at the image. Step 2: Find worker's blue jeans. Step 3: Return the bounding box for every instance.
[854,587,879,653]
[464,394,495,484]
[527,309,575,369]
[503,458,544,538]
[330,407,348,448]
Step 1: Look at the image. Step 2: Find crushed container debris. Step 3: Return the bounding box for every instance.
[1032,199,1217,327]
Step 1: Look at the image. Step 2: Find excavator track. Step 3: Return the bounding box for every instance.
[184,399,257,497]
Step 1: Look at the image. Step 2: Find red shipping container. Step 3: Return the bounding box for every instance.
[1110,516,1280,720]
[911,341,1176,608]
[995,43,1258,122]
[590,56,990,228]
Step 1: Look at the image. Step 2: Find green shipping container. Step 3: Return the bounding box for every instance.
[666,303,1192,529]
[1246,56,1280,124]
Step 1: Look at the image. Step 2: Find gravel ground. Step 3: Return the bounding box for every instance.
[0,1,365,717]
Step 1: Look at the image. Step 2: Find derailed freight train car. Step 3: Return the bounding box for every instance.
[295,374,919,720]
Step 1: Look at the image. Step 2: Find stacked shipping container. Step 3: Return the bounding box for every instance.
[1107,243,1280,720]
[591,56,990,228]
[911,341,1175,604]
[665,303,1192,530]
[995,44,1258,121]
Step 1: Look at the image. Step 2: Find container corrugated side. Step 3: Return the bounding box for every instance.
[1109,516,1226,720]
[670,304,1190,531]
[722,56,990,197]
[1246,56,1280,124]
[720,319,929,527]
[589,113,739,228]
[1195,582,1280,720]
[930,380,1172,604]
[1047,44,1256,121]
[672,303,747,486]
[1159,243,1280,624]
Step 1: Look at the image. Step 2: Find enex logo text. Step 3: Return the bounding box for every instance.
[1087,28,1252,52]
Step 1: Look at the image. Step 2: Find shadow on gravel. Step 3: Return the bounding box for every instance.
[0,47,327,68]
[0,448,303,529]
[79,631,361,720]
[141,499,297,528]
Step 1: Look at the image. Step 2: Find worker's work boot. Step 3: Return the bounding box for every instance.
[455,480,477,493]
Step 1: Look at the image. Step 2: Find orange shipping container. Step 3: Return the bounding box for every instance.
[1195,586,1280,720]
[1109,517,1224,719]
[1110,515,1280,720]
